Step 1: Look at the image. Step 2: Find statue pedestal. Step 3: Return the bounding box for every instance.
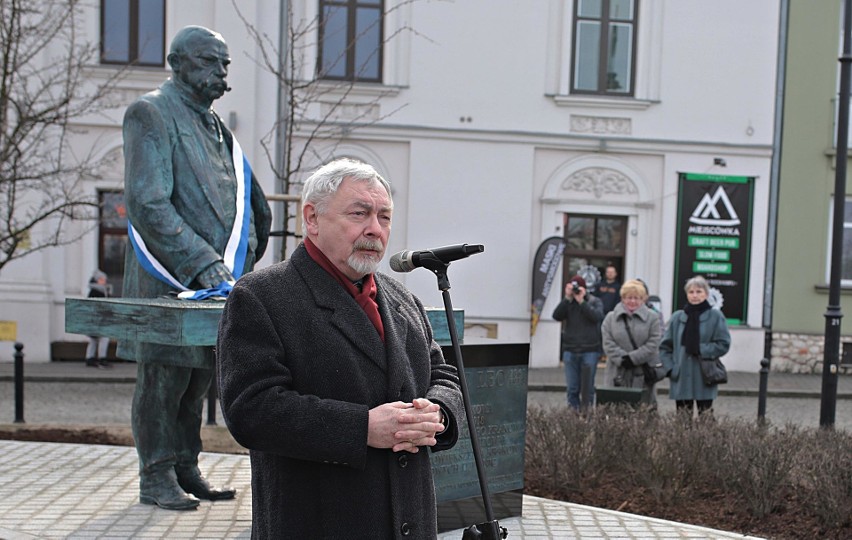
[435,339,529,532]
[66,297,225,346]
[65,298,528,529]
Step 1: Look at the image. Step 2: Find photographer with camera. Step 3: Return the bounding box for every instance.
[552,275,605,410]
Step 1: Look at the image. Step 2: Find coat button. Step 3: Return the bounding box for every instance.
[400,522,411,536]
[398,455,408,468]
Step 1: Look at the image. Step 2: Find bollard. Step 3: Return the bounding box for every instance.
[14,342,24,423]
[757,357,769,423]
[580,362,592,412]
[206,372,218,425]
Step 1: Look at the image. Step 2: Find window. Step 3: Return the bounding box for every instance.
[571,0,638,96]
[318,0,383,82]
[98,191,128,296]
[839,200,852,283]
[100,0,165,66]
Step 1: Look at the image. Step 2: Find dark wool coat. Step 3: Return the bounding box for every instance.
[660,307,731,401]
[552,294,605,353]
[217,245,463,540]
[120,79,272,368]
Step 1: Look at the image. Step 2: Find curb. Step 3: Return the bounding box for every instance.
[0,375,137,383]
[5,377,850,400]
[528,383,852,400]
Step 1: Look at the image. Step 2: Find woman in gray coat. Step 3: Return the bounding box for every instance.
[660,276,731,416]
[602,279,663,406]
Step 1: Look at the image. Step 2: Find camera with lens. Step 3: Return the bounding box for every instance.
[570,280,584,296]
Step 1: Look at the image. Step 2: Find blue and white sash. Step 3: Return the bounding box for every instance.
[128,137,253,300]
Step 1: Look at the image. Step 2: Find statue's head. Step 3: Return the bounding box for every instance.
[167,26,230,105]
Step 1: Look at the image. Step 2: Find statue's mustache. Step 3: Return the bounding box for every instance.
[201,78,230,93]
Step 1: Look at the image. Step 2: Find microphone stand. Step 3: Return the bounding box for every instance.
[424,261,507,540]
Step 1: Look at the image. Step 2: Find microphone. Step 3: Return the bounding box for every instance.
[389,244,484,272]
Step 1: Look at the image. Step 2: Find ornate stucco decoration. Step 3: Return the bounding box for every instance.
[561,167,639,199]
[570,115,632,135]
[319,101,380,122]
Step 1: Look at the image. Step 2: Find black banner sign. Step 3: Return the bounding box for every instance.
[530,236,566,335]
[673,173,755,325]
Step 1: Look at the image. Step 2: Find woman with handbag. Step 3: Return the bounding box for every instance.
[660,276,731,417]
[601,280,665,406]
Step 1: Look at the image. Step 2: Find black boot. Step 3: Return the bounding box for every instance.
[140,468,200,510]
[85,358,99,368]
[176,466,236,501]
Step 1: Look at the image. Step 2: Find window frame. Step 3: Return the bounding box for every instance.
[570,0,639,97]
[317,0,384,83]
[100,0,166,67]
[826,197,852,286]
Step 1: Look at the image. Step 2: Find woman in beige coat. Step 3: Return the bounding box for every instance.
[601,280,664,406]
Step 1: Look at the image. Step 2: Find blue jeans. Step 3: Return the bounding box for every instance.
[563,350,600,410]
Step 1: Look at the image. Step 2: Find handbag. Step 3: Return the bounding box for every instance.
[699,357,728,386]
[621,318,667,385]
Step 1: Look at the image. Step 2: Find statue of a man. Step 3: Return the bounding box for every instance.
[120,25,272,510]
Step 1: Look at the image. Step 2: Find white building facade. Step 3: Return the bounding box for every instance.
[0,0,779,371]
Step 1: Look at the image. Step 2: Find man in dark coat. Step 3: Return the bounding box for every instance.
[593,264,622,314]
[553,275,605,409]
[120,26,271,510]
[217,158,463,539]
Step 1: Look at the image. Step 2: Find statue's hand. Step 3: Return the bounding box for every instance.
[196,262,234,289]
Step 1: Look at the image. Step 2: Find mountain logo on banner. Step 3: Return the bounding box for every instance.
[689,186,740,226]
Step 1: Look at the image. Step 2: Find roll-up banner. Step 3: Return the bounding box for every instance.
[530,236,566,335]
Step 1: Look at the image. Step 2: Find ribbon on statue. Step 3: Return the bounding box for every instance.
[128,137,253,300]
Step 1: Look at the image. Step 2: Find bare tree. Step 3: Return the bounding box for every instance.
[233,0,429,259]
[0,0,124,273]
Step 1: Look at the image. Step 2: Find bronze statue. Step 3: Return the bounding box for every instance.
[120,25,271,510]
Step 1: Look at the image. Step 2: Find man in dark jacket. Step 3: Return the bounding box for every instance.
[552,275,604,409]
[217,158,463,539]
[120,26,271,510]
[594,264,622,314]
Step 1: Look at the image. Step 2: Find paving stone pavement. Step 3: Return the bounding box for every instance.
[0,440,762,540]
[0,440,250,539]
[1,361,848,538]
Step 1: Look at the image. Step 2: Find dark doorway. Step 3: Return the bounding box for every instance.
[561,213,627,292]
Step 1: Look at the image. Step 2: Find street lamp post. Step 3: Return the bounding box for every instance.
[821,0,852,428]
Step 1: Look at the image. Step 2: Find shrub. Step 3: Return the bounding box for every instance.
[795,429,852,528]
[524,406,611,495]
[719,421,799,517]
[524,405,851,530]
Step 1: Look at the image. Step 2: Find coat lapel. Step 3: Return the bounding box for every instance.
[161,84,227,223]
[293,248,387,372]
[328,301,386,371]
[378,287,417,402]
